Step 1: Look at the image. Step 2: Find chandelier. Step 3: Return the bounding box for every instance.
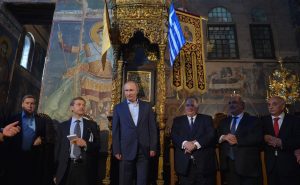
[267,58,300,104]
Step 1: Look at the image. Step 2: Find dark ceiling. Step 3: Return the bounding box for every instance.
[4,3,55,32]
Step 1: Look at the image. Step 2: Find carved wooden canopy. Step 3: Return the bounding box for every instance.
[111,0,168,45]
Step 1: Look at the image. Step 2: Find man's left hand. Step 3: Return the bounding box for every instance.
[33,136,42,146]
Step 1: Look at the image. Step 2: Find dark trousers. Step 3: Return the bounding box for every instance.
[267,161,299,185]
[179,160,216,185]
[223,159,261,185]
[60,160,88,185]
[119,152,149,185]
[5,151,39,185]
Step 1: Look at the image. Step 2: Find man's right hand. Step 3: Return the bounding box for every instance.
[264,135,279,147]
[223,133,237,145]
[115,153,122,160]
[3,121,20,137]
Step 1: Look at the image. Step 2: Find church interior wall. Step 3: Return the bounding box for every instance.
[0,0,299,184]
[0,0,299,150]
[0,2,49,116]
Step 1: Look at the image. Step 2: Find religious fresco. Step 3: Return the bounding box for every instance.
[165,61,300,130]
[39,15,113,130]
[0,24,18,107]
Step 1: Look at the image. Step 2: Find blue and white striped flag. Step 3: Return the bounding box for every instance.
[168,3,186,66]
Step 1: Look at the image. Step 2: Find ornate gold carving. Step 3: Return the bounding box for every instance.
[267,58,300,104]
[156,44,166,185]
[110,60,124,113]
[112,1,167,44]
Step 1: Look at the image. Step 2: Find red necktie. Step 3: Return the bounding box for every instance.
[273,117,280,137]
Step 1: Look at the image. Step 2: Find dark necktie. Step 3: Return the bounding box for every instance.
[22,117,35,151]
[230,116,238,134]
[190,117,194,130]
[273,117,280,137]
[73,120,81,158]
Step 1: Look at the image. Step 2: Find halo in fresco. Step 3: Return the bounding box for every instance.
[90,22,103,45]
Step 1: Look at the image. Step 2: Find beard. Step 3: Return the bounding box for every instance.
[23,109,35,116]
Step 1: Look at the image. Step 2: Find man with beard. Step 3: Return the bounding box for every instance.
[3,95,53,185]
[217,94,263,185]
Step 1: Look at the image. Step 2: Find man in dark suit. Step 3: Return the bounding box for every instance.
[112,81,158,185]
[54,96,100,185]
[262,96,300,185]
[171,96,216,185]
[218,95,263,185]
[3,95,52,185]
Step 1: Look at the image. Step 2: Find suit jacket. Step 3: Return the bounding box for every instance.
[3,112,51,185]
[171,114,217,176]
[54,118,100,185]
[4,113,48,151]
[112,99,158,160]
[218,113,263,177]
[262,114,300,176]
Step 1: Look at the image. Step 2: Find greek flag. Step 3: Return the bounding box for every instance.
[168,3,186,66]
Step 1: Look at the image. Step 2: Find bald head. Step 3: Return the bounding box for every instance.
[268,96,286,116]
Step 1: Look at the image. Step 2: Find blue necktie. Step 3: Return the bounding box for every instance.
[230,116,238,134]
[228,116,238,160]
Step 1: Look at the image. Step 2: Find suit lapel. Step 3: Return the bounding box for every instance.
[122,100,136,127]
[137,100,144,126]
[64,119,72,148]
[235,115,246,134]
[82,119,89,141]
[191,115,200,136]
[278,115,288,138]
[185,116,192,133]
[34,114,41,135]
[267,116,275,136]
[224,117,231,134]
[66,119,72,135]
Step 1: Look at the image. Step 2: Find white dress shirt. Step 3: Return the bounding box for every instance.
[127,99,139,126]
[271,112,285,129]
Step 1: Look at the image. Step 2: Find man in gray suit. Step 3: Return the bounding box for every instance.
[112,81,158,185]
